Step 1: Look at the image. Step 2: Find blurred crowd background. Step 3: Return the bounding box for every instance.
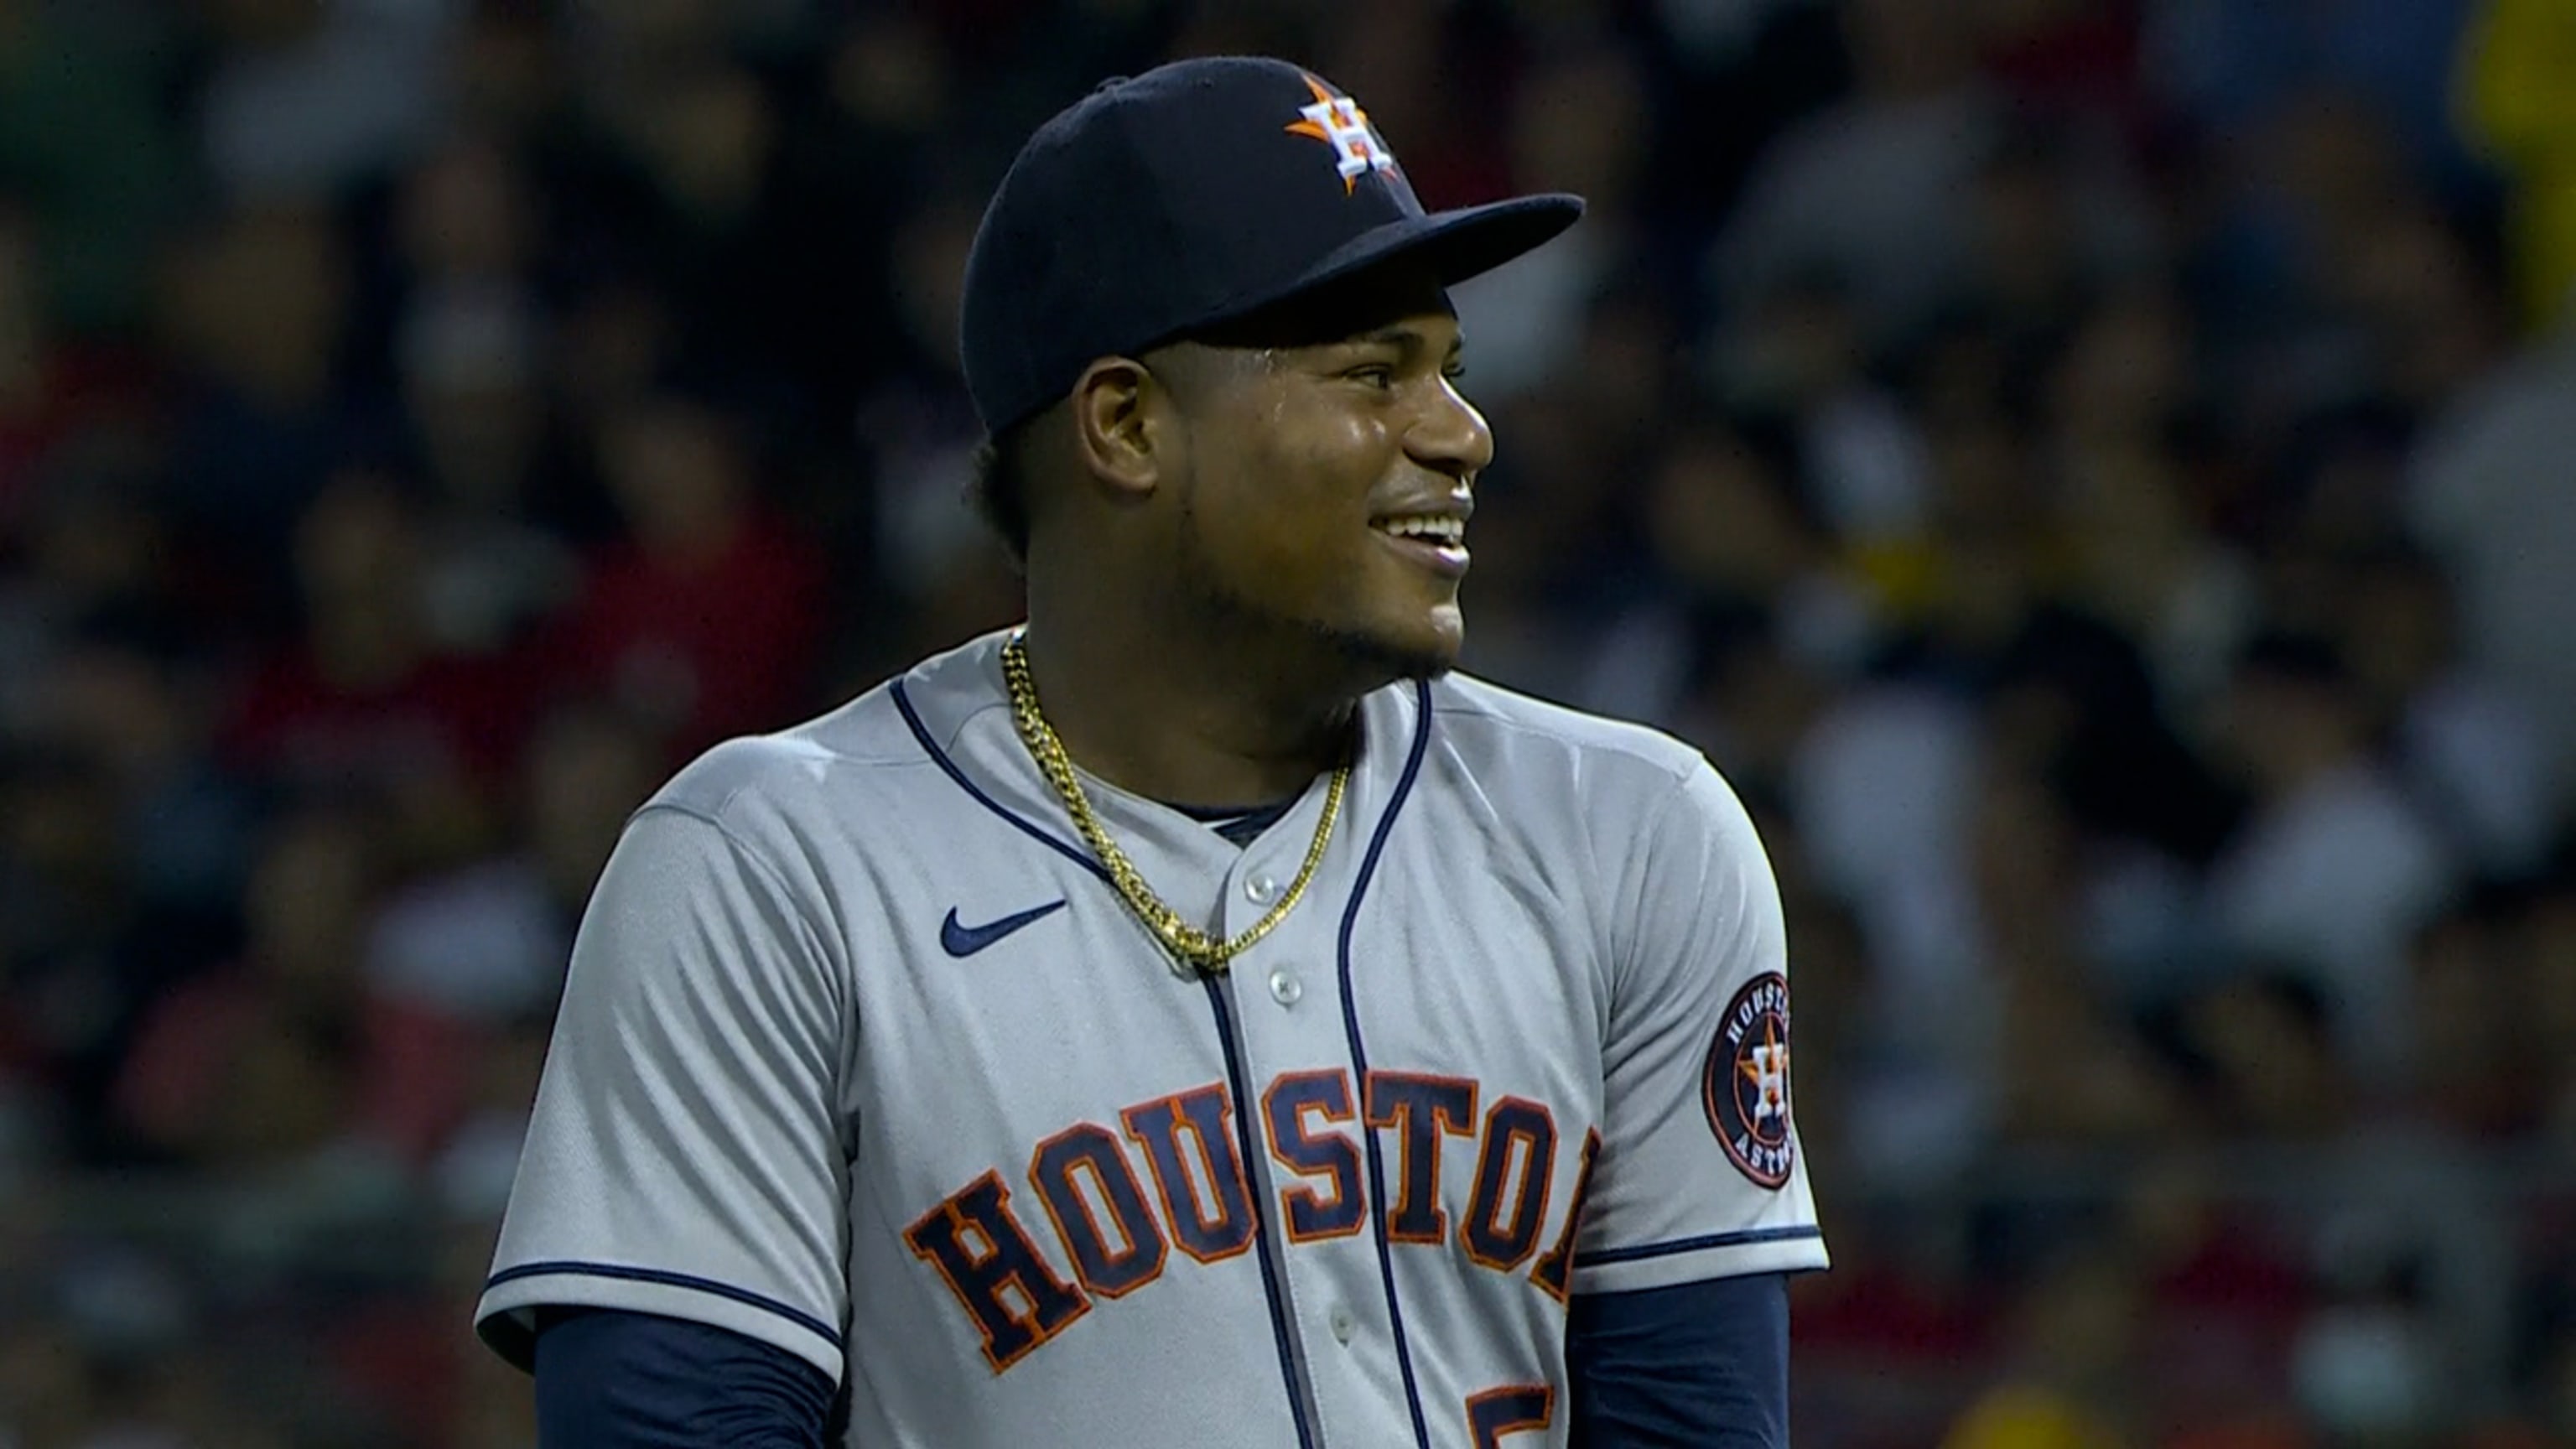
[4,0,2576,1444]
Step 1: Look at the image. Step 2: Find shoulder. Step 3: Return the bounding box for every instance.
[646,634,1005,838]
[647,695,913,830]
[1423,673,1769,890]
[1426,671,1711,802]
[584,654,989,964]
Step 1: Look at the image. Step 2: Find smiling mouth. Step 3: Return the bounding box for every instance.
[1372,514,1466,548]
[1371,513,1471,577]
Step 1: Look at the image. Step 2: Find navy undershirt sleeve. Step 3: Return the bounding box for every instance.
[523,1273,1783,1446]
[531,1307,834,1448]
[1566,1272,1790,1448]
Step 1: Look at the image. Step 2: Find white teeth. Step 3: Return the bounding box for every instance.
[1375,515,1465,545]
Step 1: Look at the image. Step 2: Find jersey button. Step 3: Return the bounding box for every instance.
[1245,874,1280,905]
[1268,969,1301,1007]
[1329,1306,1356,1343]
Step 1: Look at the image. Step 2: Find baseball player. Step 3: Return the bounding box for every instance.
[478,56,1826,1447]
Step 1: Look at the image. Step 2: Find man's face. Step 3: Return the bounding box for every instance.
[1156,267,1494,681]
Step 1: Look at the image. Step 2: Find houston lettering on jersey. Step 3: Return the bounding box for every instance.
[901,1069,1602,1372]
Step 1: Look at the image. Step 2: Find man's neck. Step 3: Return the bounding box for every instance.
[1015,614,1368,809]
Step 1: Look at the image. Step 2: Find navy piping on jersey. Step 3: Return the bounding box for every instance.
[1333,677,1439,1449]
[1571,1224,1826,1269]
[486,1260,845,1348]
[896,675,1321,1446]
[1202,979,1322,1449]
[893,682,1109,880]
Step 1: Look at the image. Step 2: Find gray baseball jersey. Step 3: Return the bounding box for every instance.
[477,626,1826,1447]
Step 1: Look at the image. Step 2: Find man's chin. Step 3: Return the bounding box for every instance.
[1311,618,1462,685]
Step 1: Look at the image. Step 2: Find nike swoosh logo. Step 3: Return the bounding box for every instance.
[940,900,1068,958]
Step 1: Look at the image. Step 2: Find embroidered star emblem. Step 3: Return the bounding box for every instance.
[1284,74,1399,194]
[1738,1017,1789,1121]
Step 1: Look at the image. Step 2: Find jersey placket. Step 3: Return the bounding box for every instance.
[1181,756,1391,1448]
[1209,852,1371,1448]
[1203,683,1437,1449]
[1047,776,1337,1448]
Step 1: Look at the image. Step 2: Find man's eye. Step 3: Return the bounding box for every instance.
[1442,362,1468,383]
[1346,365,1394,389]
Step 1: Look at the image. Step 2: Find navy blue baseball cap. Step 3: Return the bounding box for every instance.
[959,55,1584,435]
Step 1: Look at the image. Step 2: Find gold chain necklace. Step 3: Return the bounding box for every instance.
[1000,632,1348,976]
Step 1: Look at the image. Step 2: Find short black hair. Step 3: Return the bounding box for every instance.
[968,419,1033,569]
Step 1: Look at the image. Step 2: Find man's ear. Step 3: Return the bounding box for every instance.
[1070,356,1164,499]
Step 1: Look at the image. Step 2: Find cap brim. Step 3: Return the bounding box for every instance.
[1190,193,1585,339]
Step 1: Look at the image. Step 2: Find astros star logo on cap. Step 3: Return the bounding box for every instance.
[1284,74,1399,194]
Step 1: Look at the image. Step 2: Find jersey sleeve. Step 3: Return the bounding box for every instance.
[1572,761,1829,1296]
[475,803,853,1384]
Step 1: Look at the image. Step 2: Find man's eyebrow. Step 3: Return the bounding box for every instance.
[1343,325,1467,360]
